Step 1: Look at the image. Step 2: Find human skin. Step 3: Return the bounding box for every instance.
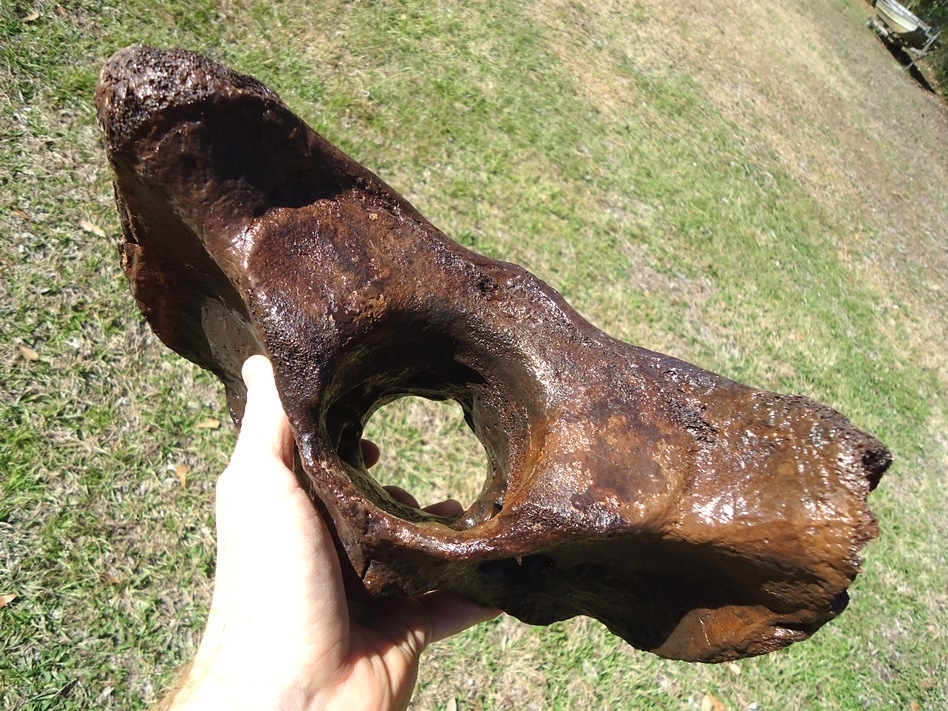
[161,356,499,711]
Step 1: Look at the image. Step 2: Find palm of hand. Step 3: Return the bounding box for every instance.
[165,356,496,711]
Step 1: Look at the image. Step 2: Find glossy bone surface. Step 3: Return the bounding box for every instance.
[96,45,890,662]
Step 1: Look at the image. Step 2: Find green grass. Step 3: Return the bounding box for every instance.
[3,0,948,708]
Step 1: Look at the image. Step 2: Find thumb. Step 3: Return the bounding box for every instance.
[417,592,502,645]
[231,354,295,469]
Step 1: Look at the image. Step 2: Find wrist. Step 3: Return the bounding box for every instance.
[159,665,313,711]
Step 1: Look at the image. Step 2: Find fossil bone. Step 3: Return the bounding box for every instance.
[95,45,890,663]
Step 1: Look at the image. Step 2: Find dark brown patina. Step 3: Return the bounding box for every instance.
[95,45,890,662]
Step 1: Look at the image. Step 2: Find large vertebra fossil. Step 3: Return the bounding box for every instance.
[95,45,889,663]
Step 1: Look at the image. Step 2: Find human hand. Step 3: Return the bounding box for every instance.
[162,355,499,711]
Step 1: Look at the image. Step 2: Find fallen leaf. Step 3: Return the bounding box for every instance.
[17,344,39,361]
[23,10,40,22]
[79,219,106,238]
[0,593,17,608]
[101,570,122,585]
[195,418,220,430]
[445,699,457,711]
[11,209,32,221]
[909,702,920,711]
[175,464,190,488]
[726,662,741,675]
[701,693,728,711]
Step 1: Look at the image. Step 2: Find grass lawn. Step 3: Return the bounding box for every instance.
[2,0,947,708]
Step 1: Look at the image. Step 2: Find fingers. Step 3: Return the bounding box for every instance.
[383,486,465,518]
[353,591,499,668]
[416,591,501,645]
[360,439,380,468]
[422,499,463,517]
[384,485,420,509]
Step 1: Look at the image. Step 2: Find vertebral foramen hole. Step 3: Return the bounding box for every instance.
[362,396,487,512]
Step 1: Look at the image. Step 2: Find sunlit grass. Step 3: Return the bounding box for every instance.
[2,0,946,708]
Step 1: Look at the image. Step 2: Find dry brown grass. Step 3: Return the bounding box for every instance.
[535,0,948,386]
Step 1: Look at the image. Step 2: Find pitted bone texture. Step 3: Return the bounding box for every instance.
[96,45,890,663]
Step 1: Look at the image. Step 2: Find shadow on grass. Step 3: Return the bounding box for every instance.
[879,38,938,93]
